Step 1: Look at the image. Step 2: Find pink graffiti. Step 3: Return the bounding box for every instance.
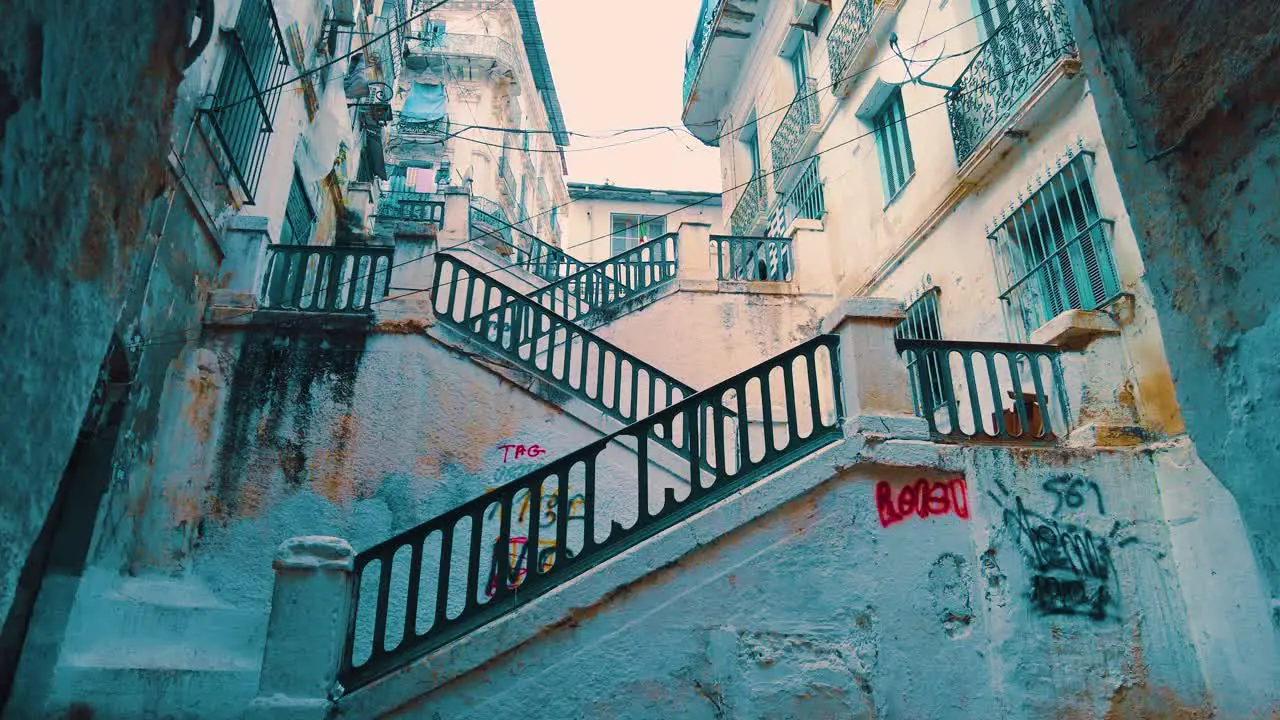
[498,444,546,462]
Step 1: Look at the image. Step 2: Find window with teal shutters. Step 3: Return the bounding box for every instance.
[872,88,914,205]
[990,152,1123,338]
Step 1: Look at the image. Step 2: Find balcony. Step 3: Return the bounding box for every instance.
[826,0,898,98]
[680,0,764,144]
[259,245,393,313]
[405,31,525,87]
[378,190,445,224]
[945,0,1078,168]
[769,79,819,175]
[729,175,769,236]
[770,157,825,234]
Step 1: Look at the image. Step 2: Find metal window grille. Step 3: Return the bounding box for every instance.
[280,168,317,245]
[894,286,945,415]
[204,0,290,203]
[990,152,1122,338]
[872,88,915,204]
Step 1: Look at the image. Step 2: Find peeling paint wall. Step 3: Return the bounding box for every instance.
[385,445,1230,719]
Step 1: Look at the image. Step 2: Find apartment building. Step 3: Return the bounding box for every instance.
[563,182,723,263]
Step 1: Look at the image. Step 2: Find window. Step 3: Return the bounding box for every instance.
[871,88,915,204]
[972,0,1017,40]
[788,37,810,97]
[609,213,666,255]
[742,113,762,179]
[990,152,1122,337]
[280,168,316,245]
[894,287,945,415]
[203,0,289,203]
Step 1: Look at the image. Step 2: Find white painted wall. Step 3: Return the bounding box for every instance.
[565,191,724,262]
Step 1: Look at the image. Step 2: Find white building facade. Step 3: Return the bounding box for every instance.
[564,182,724,263]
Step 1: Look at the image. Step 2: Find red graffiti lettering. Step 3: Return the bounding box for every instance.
[875,478,969,528]
[498,443,548,462]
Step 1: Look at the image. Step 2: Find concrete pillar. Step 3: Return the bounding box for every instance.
[442,187,471,245]
[391,234,437,292]
[243,537,355,720]
[1030,309,1143,446]
[214,215,272,304]
[345,181,376,234]
[820,297,929,439]
[676,221,714,282]
[788,220,832,294]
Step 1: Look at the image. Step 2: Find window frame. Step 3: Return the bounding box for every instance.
[280,166,317,246]
[871,87,915,206]
[609,213,667,256]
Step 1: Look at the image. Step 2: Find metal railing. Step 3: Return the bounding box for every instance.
[713,236,794,282]
[945,0,1077,165]
[259,245,393,313]
[776,157,825,232]
[729,175,769,236]
[407,32,523,80]
[378,191,445,223]
[202,0,290,203]
[469,206,588,284]
[527,234,679,324]
[826,0,874,92]
[895,338,1070,442]
[338,332,844,691]
[396,115,449,138]
[432,254,694,424]
[770,79,819,173]
[682,0,724,107]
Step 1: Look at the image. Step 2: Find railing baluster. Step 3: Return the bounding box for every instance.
[371,553,394,656]
[464,514,483,613]
[403,537,423,642]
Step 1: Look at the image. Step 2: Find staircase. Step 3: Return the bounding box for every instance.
[526,233,680,327]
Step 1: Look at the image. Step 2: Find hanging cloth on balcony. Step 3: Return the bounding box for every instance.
[401,81,446,122]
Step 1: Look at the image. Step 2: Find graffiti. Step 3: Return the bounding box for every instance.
[875,478,969,528]
[484,535,576,597]
[1041,474,1105,516]
[498,443,546,462]
[988,481,1135,620]
[484,487,586,528]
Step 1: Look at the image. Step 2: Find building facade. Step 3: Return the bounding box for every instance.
[564,182,723,263]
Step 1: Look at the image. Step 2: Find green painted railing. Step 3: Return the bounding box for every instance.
[682,0,722,108]
[729,175,769,236]
[526,233,679,323]
[469,206,588,284]
[895,338,1070,442]
[378,190,445,223]
[770,79,819,173]
[712,236,793,282]
[338,332,844,691]
[945,0,1076,165]
[259,244,392,313]
[826,0,874,90]
[431,254,694,425]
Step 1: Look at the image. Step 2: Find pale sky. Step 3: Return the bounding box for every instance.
[535,0,722,192]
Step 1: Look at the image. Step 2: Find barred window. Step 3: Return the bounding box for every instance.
[280,168,316,245]
[895,286,945,415]
[990,152,1122,338]
[204,0,290,203]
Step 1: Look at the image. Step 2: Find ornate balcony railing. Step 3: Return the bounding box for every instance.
[681,0,723,107]
[826,0,874,91]
[729,175,769,236]
[431,254,695,426]
[338,332,843,691]
[395,115,449,138]
[769,79,819,173]
[895,338,1070,443]
[527,233,679,323]
[712,236,793,282]
[945,0,1077,165]
[407,31,522,74]
[378,190,445,223]
[259,245,393,313]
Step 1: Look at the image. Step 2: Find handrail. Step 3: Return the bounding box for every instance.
[712,236,793,282]
[470,205,588,284]
[894,337,1069,442]
[338,333,844,691]
[259,244,393,313]
[432,254,694,426]
[526,233,679,323]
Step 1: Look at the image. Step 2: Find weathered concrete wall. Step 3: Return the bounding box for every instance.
[1065,0,1280,614]
[590,287,825,388]
[381,444,1229,719]
[0,0,190,694]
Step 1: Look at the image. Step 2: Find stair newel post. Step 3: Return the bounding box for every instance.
[676,221,714,282]
[819,298,929,439]
[243,536,356,720]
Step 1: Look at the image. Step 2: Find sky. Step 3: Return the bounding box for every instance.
[534,0,722,192]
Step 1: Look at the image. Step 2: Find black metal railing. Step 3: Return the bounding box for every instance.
[259,245,393,313]
[469,206,588,284]
[826,0,874,91]
[379,190,446,224]
[945,0,1077,165]
[895,338,1070,442]
[713,236,793,282]
[338,333,844,691]
[770,79,819,173]
[202,0,290,203]
[431,254,694,425]
[526,234,679,324]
